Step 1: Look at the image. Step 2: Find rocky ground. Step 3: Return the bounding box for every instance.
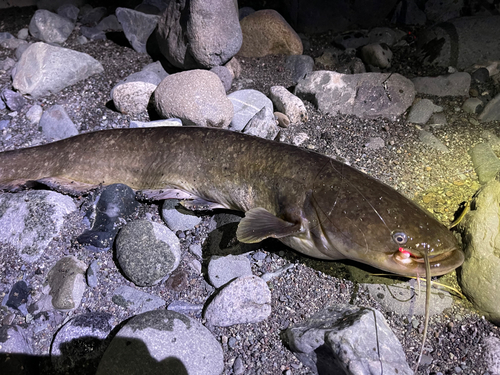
[1,5,500,375]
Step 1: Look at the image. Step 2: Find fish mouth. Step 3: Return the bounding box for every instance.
[392,247,465,277]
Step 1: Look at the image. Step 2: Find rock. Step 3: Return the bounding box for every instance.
[210,65,233,92]
[204,275,271,327]
[25,104,43,124]
[0,191,76,263]
[80,26,106,41]
[80,6,107,25]
[228,89,274,131]
[161,199,202,232]
[86,260,99,288]
[5,280,30,312]
[129,118,182,128]
[225,57,242,79]
[485,336,500,374]
[115,220,181,287]
[17,28,29,40]
[46,256,87,311]
[77,183,139,252]
[0,36,28,50]
[156,0,242,69]
[368,27,405,46]
[29,9,75,44]
[12,42,104,98]
[39,104,79,141]
[242,106,279,139]
[295,71,415,119]
[418,16,500,69]
[111,70,161,115]
[0,325,34,375]
[463,97,484,114]
[459,180,500,324]
[364,136,385,150]
[269,85,307,124]
[97,14,122,32]
[154,69,233,127]
[0,56,16,71]
[207,254,253,288]
[167,300,204,315]
[407,98,443,124]
[469,143,500,184]
[360,43,393,70]
[51,312,114,373]
[96,310,224,375]
[111,285,166,314]
[283,304,412,375]
[1,88,26,111]
[418,129,449,152]
[238,9,303,57]
[57,4,79,23]
[479,93,500,122]
[411,72,471,97]
[115,7,159,54]
[285,54,315,84]
[424,0,463,23]
[142,61,169,81]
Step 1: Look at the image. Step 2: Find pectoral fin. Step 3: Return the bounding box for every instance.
[137,189,199,201]
[236,207,302,243]
[181,198,228,211]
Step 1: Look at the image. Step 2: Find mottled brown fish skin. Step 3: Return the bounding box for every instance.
[0,127,464,277]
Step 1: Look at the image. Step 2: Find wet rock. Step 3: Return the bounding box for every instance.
[269,85,307,124]
[295,71,415,119]
[228,89,273,131]
[418,129,449,152]
[80,6,106,25]
[242,106,279,139]
[5,281,30,312]
[29,9,75,44]
[161,199,202,232]
[156,0,241,69]
[12,42,103,98]
[407,98,443,124]
[111,70,161,115]
[0,191,76,263]
[479,93,500,122]
[238,9,302,57]
[115,7,159,54]
[96,310,224,375]
[1,89,26,111]
[204,275,271,327]
[115,220,181,287]
[411,72,471,97]
[207,254,253,288]
[51,312,114,373]
[111,285,165,314]
[46,256,87,311]
[283,304,412,375]
[459,180,500,324]
[154,70,233,127]
[39,104,78,141]
[469,143,500,184]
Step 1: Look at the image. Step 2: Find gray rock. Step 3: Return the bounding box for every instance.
[0,191,76,262]
[154,69,233,127]
[225,56,242,79]
[459,180,500,324]
[484,336,500,374]
[115,7,159,54]
[0,31,15,40]
[130,118,182,128]
[0,56,16,71]
[17,28,29,40]
[418,16,500,69]
[15,42,30,60]
[97,14,123,32]
[57,4,79,23]
[26,104,43,124]
[364,136,385,150]
[115,220,181,286]
[0,36,27,50]
[210,65,233,92]
[469,143,500,184]
[167,300,204,315]
[208,254,253,288]
[111,71,160,115]
[51,312,113,372]
[12,42,104,98]
[0,325,33,374]
[46,256,87,311]
[368,27,405,46]
[80,26,106,41]
[285,54,315,84]
[142,61,169,81]
[39,104,79,141]
[29,9,75,44]
[80,6,107,25]
[295,71,415,120]
[242,106,279,139]
[0,119,10,130]
[96,310,224,375]
[411,72,471,97]
[462,97,483,114]
[1,89,26,111]
[283,304,412,375]
[228,89,274,131]
[161,199,202,232]
[86,260,99,288]
[156,0,242,69]
[418,129,449,152]
[407,98,443,124]
[269,85,307,124]
[204,275,271,327]
[112,285,166,314]
[360,43,393,70]
[479,93,500,122]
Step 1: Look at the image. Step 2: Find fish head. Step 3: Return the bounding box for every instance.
[307,161,464,277]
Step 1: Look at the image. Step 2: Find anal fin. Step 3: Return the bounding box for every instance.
[137,189,199,201]
[236,207,302,243]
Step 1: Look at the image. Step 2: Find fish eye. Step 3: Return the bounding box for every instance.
[392,231,407,245]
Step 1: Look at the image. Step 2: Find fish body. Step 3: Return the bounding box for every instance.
[0,127,464,276]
